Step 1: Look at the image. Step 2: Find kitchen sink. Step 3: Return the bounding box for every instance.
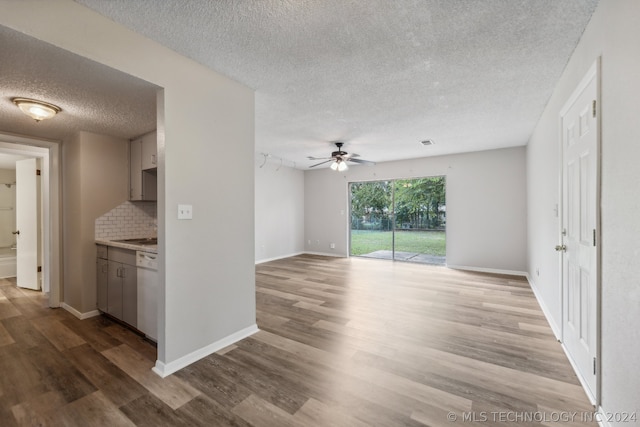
[113,237,158,245]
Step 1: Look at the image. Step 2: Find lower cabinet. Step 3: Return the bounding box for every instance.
[97,245,137,328]
[97,258,108,312]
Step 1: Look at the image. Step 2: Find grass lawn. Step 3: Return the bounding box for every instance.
[350,230,446,256]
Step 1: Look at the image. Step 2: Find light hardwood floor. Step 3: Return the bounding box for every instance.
[0,255,596,426]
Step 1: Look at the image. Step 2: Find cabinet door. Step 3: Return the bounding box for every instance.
[142,170,157,201]
[107,260,123,320]
[130,138,143,201]
[141,131,157,170]
[121,263,137,328]
[97,258,108,312]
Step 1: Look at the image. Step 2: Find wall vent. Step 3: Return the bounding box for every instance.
[421,139,435,146]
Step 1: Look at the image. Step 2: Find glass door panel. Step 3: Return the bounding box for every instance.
[349,181,393,260]
[350,177,446,265]
[393,177,446,264]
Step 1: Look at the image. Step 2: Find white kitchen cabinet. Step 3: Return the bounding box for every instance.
[99,246,137,327]
[141,131,157,170]
[130,131,157,201]
[96,245,108,313]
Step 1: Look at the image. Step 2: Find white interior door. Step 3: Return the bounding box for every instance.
[560,64,598,400]
[16,158,39,290]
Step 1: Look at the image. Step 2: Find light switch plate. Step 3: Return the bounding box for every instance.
[178,204,193,220]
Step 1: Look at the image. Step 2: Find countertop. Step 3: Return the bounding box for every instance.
[95,239,158,254]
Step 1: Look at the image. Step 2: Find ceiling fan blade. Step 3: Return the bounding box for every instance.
[343,153,360,159]
[307,156,331,160]
[348,158,376,166]
[309,159,333,168]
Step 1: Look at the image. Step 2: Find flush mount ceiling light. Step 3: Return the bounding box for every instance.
[12,97,61,122]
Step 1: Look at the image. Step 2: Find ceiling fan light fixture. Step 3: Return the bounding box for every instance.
[309,142,373,170]
[12,97,61,122]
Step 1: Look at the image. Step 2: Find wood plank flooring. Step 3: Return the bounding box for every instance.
[0,255,596,426]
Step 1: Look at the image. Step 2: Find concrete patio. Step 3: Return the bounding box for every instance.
[359,250,446,265]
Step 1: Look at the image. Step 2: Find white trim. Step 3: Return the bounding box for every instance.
[446,264,527,277]
[152,324,259,378]
[525,274,562,340]
[558,58,601,405]
[0,132,61,308]
[255,252,305,264]
[595,406,611,427]
[559,61,598,117]
[61,303,100,320]
[559,341,597,405]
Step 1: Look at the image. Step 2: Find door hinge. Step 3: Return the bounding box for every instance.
[593,357,597,375]
[37,266,42,272]
[593,229,597,246]
[36,169,41,176]
[592,100,597,118]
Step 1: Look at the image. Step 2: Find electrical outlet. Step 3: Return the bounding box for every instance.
[316,240,320,245]
[178,204,193,220]
[308,240,311,245]
[330,243,335,249]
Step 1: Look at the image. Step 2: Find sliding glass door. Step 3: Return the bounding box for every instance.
[349,176,446,264]
[349,180,393,259]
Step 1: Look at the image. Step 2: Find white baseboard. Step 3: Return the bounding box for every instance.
[255,251,305,265]
[595,406,611,427]
[152,324,259,378]
[525,274,562,340]
[526,276,609,422]
[446,264,527,277]
[558,341,597,406]
[61,303,100,320]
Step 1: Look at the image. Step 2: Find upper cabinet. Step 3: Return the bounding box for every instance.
[141,131,158,170]
[130,131,157,201]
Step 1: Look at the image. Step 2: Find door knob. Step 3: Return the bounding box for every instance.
[555,244,566,252]
[12,230,20,235]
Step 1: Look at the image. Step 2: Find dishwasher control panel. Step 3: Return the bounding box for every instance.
[136,251,158,270]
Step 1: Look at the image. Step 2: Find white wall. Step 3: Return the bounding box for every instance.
[527,0,640,420]
[305,146,527,274]
[255,157,304,263]
[1,1,256,375]
[62,131,129,313]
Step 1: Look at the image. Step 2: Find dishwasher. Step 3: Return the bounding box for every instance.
[136,250,158,342]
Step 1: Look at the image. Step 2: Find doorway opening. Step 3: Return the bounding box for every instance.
[349,176,446,264]
[0,134,60,307]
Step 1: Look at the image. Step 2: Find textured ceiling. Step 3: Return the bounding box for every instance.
[2,1,598,169]
[0,25,158,143]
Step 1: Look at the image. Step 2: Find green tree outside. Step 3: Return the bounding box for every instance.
[350,176,446,259]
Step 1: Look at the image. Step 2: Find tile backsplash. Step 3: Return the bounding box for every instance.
[95,201,157,240]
